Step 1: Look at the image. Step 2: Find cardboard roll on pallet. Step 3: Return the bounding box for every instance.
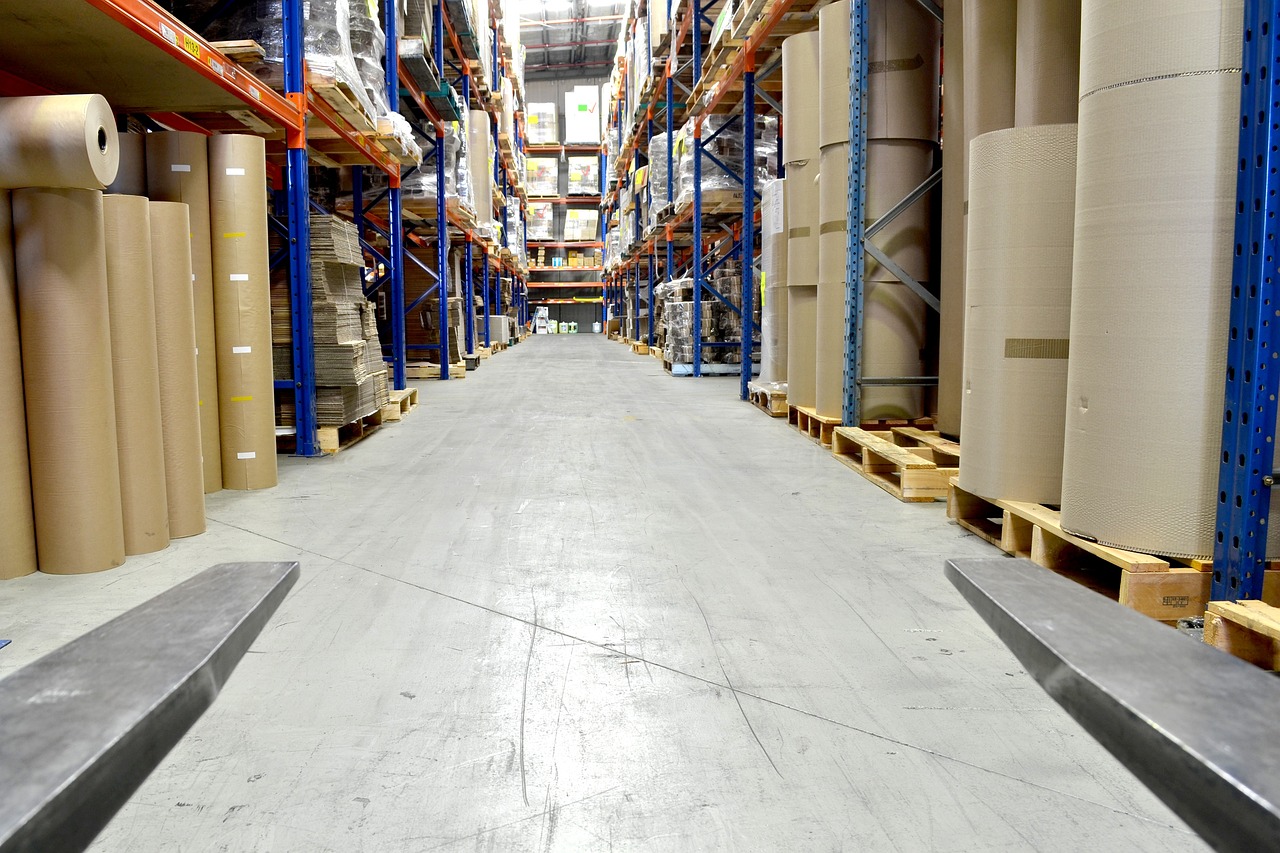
[960,124,1077,506]
[0,191,37,578]
[1062,0,1256,559]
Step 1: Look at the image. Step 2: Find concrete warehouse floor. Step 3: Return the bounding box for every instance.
[1,335,1204,851]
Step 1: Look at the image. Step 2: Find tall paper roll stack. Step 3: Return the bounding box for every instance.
[963,0,1018,140]
[150,201,207,537]
[1062,0,1252,558]
[104,195,169,555]
[866,0,942,143]
[815,144,849,420]
[782,32,821,164]
[209,134,278,491]
[0,95,119,189]
[961,125,1077,505]
[787,287,819,408]
[107,133,147,196]
[147,131,223,494]
[759,179,789,387]
[0,191,37,578]
[1015,0,1082,126]
[14,188,125,574]
[937,0,967,437]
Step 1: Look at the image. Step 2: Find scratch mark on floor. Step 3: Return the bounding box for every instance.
[519,597,538,807]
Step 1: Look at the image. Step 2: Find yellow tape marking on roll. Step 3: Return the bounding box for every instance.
[230,395,253,402]
[223,232,247,238]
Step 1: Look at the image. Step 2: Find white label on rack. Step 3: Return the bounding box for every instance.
[232,346,252,354]
[237,452,256,460]
[159,22,178,46]
[171,164,192,172]
[210,59,224,75]
[225,167,246,176]
[249,85,261,100]
[229,273,249,281]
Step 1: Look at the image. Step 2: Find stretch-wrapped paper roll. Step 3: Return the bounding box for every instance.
[13,188,125,574]
[0,191,36,579]
[786,159,820,286]
[782,32,821,164]
[150,201,207,537]
[937,0,967,436]
[0,95,119,189]
[209,134,277,490]
[759,179,789,386]
[1062,0,1250,558]
[147,131,222,493]
[104,195,169,555]
[1015,0,1082,126]
[963,0,1017,140]
[787,286,818,408]
[866,0,942,143]
[469,111,493,225]
[106,133,147,195]
[961,125,1077,504]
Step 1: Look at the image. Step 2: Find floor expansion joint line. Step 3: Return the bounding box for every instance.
[209,507,1193,834]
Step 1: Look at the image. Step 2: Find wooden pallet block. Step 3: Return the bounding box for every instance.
[308,72,375,133]
[890,426,960,467]
[404,361,466,380]
[831,427,955,502]
[747,382,787,417]
[380,387,419,422]
[788,405,840,447]
[631,342,650,355]
[1205,600,1280,669]
[210,39,265,65]
[318,407,385,454]
[476,345,493,359]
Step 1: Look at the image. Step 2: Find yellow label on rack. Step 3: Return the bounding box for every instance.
[183,34,201,59]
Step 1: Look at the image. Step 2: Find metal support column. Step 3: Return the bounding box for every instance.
[483,255,492,345]
[647,246,656,346]
[740,65,756,400]
[436,125,450,378]
[282,0,318,455]
[464,237,475,354]
[1214,0,1280,601]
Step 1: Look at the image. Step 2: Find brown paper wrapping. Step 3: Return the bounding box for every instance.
[13,188,125,574]
[0,95,119,189]
[937,0,967,437]
[1062,0,1249,558]
[209,134,278,490]
[787,286,819,408]
[1015,0,1082,127]
[104,195,170,554]
[782,32,821,164]
[150,201,207,537]
[865,140,936,284]
[785,159,820,286]
[866,0,942,143]
[0,191,36,578]
[106,133,148,196]
[963,0,1018,141]
[816,144,849,420]
[146,131,223,493]
[960,125,1077,504]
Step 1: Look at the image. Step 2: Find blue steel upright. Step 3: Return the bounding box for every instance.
[282,0,319,455]
[1214,0,1280,601]
[384,0,407,389]
[464,237,475,354]
[841,0,870,426]
[739,67,756,400]
[691,1,706,376]
[483,255,491,345]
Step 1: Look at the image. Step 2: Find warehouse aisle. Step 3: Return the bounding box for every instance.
[2,335,1201,851]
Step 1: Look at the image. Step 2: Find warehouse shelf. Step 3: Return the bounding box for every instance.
[527,282,605,289]
[529,265,605,272]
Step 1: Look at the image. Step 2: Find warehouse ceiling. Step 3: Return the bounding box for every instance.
[519,0,624,79]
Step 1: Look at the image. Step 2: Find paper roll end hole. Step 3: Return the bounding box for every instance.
[97,127,108,153]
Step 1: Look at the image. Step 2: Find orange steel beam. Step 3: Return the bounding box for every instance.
[698,0,795,123]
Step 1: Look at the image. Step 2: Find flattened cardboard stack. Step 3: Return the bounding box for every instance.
[309,212,388,426]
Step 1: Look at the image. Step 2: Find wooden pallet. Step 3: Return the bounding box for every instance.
[498,132,514,158]
[405,360,467,379]
[859,416,937,432]
[788,405,840,447]
[374,119,421,165]
[308,71,375,133]
[380,387,419,422]
[318,407,385,455]
[945,478,1280,622]
[210,39,265,65]
[476,345,493,359]
[1205,600,1280,669]
[747,382,787,417]
[831,427,957,502]
[632,341,650,355]
[403,196,476,229]
[675,190,743,219]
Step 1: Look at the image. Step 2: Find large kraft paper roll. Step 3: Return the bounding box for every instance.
[937,0,967,437]
[13,188,125,574]
[866,0,942,143]
[150,201,207,537]
[786,159,820,287]
[759,179,789,386]
[1015,0,1082,127]
[866,140,936,283]
[1062,0,1249,558]
[819,1,854,150]
[146,131,223,493]
[0,191,36,579]
[782,32,821,164]
[209,134,278,491]
[960,125,1077,504]
[787,286,819,408]
[963,0,1017,140]
[816,144,849,420]
[0,95,119,189]
[104,195,169,555]
[106,132,147,195]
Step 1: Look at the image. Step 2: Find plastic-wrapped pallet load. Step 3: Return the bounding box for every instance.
[783,31,820,409]
[209,134,278,491]
[758,179,788,390]
[14,188,125,574]
[0,191,37,578]
[150,201,207,537]
[1061,0,1252,558]
[960,124,1077,505]
[526,103,558,145]
[468,110,493,228]
[146,131,223,493]
[103,195,170,555]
